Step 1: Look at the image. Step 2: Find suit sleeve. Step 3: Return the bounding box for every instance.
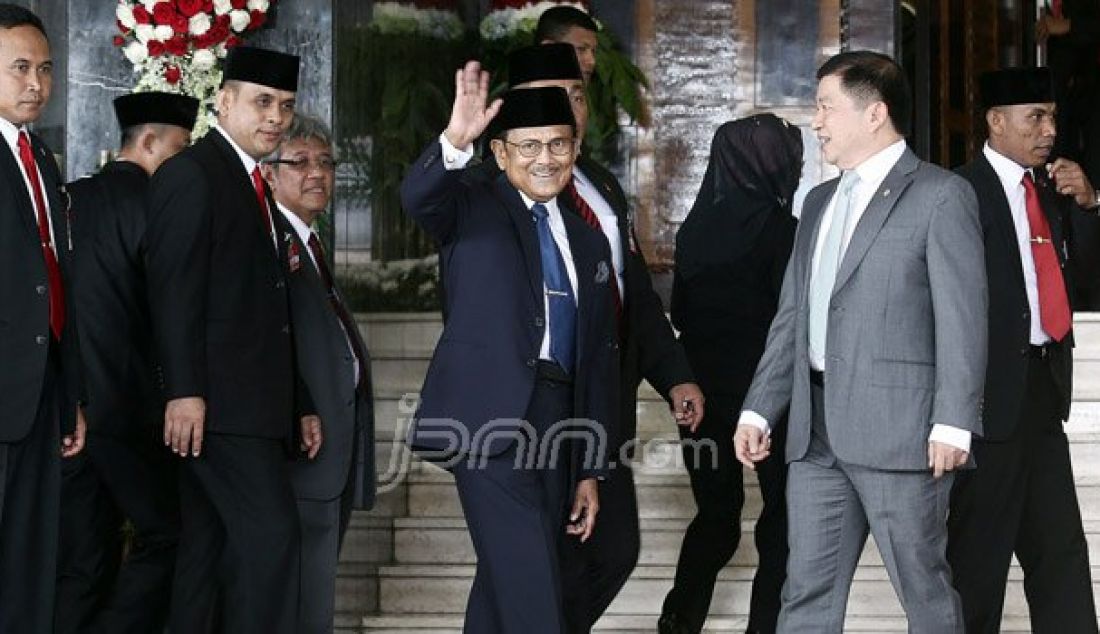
[926,175,988,433]
[625,244,694,400]
[400,141,467,244]
[145,156,211,400]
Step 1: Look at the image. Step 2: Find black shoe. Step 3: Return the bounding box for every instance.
[657,613,692,634]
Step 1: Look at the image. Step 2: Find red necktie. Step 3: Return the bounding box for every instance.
[18,131,65,340]
[564,178,623,319]
[251,166,275,246]
[1022,173,1071,341]
[307,233,368,387]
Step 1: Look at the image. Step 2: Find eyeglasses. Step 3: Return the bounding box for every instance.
[503,137,576,158]
[267,156,339,172]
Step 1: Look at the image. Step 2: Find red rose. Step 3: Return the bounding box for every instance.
[165,65,182,84]
[231,0,246,8]
[147,40,166,56]
[132,5,152,24]
[112,35,125,47]
[172,14,188,33]
[166,35,188,56]
[209,23,230,43]
[175,0,205,18]
[203,0,214,11]
[225,35,242,48]
[248,10,265,29]
[192,32,210,48]
[153,2,177,25]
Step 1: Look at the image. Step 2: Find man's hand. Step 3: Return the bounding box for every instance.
[1048,159,1097,208]
[300,415,323,460]
[165,397,206,458]
[733,423,771,469]
[669,383,705,433]
[62,406,87,458]
[1037,14,1071,42]
[443,60,503,150]
[566,477,599,543]
[928,441,968,478]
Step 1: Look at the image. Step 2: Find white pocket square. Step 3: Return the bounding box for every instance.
[595,261,610,284]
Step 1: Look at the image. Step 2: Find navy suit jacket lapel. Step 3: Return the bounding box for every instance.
[493,172,543,307]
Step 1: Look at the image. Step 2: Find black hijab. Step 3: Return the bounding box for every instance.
[675,113,803,281]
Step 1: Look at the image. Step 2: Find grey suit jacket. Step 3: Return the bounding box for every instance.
[743,147,988,471]
[284,227,375,509]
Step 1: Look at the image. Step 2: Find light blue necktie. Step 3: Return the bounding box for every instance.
[532,203,576,373]
[808,170,860,364]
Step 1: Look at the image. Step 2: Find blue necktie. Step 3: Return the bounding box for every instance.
[532,203,576,373]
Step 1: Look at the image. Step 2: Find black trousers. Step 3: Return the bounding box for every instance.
[559,459,640,633]
[452,371,572,634]
[948,356,1098,633]
[662,390,789,634]
[55,427,179,634]
[169,434,300,634]
[0,346,61,634]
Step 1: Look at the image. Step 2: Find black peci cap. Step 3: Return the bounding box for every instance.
[979,67,1055,110]
[493,86,576,133]
[222,46,299,92]
[113,91,201,131]
[507,43,583,87]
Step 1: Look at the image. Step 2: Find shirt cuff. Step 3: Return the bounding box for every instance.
[438,132,473,170]
[929,424,972,453]
[737,410,770,435]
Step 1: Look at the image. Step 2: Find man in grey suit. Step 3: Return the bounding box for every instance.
[733,51,988,633]
[264,114,376,633]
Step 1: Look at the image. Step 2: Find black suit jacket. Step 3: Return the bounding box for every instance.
[0,130,82,442]
[283,220,375,509]
[67,161,162,436]
[956,153,1075,441]
[402,141,619,478]
[145,130,302,439]
[563,156,694,451]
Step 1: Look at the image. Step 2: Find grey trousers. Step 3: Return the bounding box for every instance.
[777,379,963,634]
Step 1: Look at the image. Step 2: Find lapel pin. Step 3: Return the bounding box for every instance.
[882,189,891,197]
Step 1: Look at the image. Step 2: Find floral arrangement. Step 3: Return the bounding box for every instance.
[371,1,464,40]
[479,0,587,41]
[114,0,276,138]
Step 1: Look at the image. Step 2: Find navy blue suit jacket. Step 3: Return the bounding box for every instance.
[401,141,619,478]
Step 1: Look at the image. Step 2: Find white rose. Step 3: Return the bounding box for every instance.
[123,41,148,65]
[189,13,211,36]
[192,48,217,71]
[229,10,251,33]
[116,4,136,29]
[213,0,232,16]
[247,0,270,11]
[141,0,158,10]
[134,24,156,43]
[154,24,174,41]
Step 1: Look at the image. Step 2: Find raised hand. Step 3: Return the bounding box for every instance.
[443,60,503,150]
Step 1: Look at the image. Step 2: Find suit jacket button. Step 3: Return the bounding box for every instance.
[35,335,47,345]
[275,280,285,289]
[35,285,46,295]
[1022,311,1029,320]
[1020,346,1028,356]
[526,358,537,368]
[282,325,291,334]
[534,317,544,328]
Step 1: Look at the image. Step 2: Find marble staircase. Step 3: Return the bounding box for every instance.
[337,313,1100,633]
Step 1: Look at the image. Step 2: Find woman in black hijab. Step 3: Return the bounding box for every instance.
[660,113,803,634]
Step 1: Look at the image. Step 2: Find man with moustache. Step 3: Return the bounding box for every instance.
[493,43,703,634]
[948,67,1100,633]
[263,114,376,634]
[402,66,617,632]
[0,5,87,630]
[55,91,198,634]
[734,51,987,632]
[145,46,315,633]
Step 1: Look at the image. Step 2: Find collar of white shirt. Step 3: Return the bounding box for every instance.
[982,141,1030,195]
[0,116,26,158]
[213,124,259,176]
[849,138,908,193]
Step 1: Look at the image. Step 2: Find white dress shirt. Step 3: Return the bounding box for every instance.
[1,116,58,254]
[438,133,580,361]
[738,139,971,452]
[983,142,1051,345]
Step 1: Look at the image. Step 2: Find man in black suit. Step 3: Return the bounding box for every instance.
[264,114,375,634]
[949,67,1100,633]
[402,71,618,632]
[55,91,198,634]
[0,5,86,631]
[145,46,314,634]
[503,37,704,632]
